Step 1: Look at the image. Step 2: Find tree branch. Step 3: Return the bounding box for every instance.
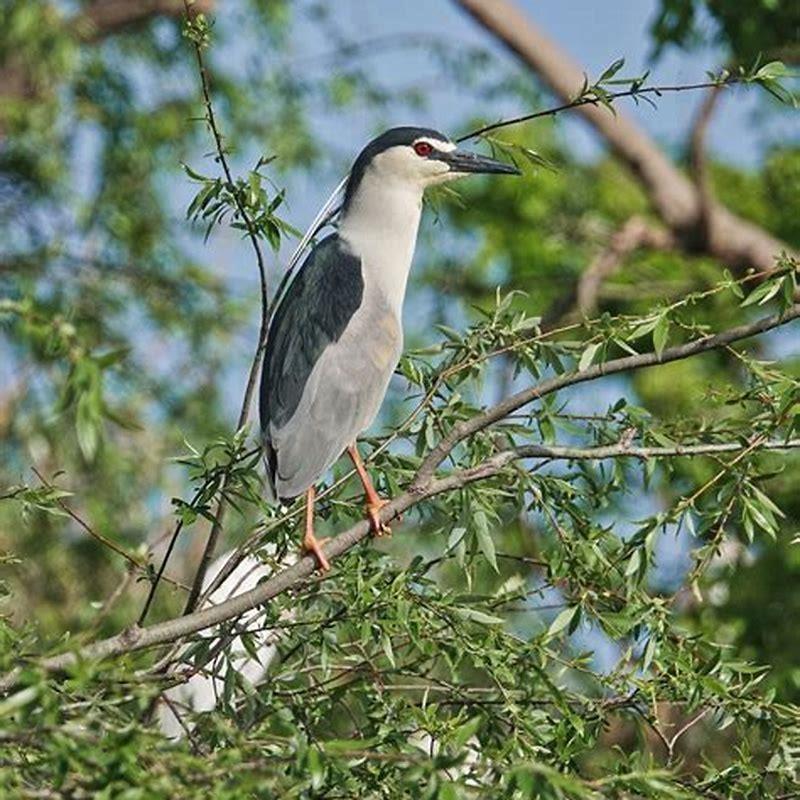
[544,216,677,324]
[2,305,797,693]
[453,0,796,274]
[688,84,724,250]
[410,304,800,488]
[511,439,800,462]
[177,2,271,618]
[0,1,214,116]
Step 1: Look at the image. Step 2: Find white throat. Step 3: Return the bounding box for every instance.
[338,171,424,318]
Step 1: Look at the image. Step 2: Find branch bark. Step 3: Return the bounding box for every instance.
[2,304,797,693]
[688,84,724,250]
[454,0,796,274]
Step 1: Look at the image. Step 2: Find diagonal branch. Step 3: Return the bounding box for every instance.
[453,0,796,275]
[410,304,800,489]
[544,216,677,324]
[1,305,797,692]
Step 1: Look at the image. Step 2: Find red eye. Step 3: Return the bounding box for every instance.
[413,141,433,157]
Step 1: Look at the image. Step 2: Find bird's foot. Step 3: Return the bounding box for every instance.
[302,534,331,573]
[365,497,392,537]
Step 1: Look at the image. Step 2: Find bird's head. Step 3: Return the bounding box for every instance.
[342,126,519,209]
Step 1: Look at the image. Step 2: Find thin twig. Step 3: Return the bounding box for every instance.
[29,468,186,591]
[456,79,738,143]
[180,0,271,616]
[142,0,272,622]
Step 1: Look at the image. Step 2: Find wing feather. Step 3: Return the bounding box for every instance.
[259,234,365,499]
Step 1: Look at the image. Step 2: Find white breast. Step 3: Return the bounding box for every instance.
[338,171,423,319]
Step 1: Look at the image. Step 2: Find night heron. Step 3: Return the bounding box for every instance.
[260,126,520,570]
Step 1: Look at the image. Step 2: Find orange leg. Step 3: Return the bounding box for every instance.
[302,486,330,572]
[347,444,391,536]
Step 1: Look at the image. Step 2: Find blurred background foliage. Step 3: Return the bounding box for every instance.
[0,0,799,796]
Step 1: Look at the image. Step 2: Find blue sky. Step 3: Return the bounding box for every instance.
[290,0,793,170]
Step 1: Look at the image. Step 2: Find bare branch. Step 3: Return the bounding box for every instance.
[544,216,676,324]
[576,219,676,315]
[510,439,800,462]
[688,84,725,250]
[2,305,797,692]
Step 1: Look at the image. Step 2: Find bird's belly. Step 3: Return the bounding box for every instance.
[322,299,402,430]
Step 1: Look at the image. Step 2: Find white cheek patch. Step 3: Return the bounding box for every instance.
[370,139,457,186]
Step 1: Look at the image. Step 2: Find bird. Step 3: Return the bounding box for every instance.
[259,126,520,571]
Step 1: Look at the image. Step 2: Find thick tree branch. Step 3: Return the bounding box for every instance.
[1,305,797,693]
[0,1,213,114]
[688,85,724,250]
[411,304,800,488]
[454,0,796,274]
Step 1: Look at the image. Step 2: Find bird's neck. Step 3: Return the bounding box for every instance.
[338,175,423,318]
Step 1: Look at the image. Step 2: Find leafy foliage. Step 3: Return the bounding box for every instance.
[651,0,800,63]
[1,2,800,799]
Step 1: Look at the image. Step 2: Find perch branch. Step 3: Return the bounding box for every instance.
[1,305,797,692]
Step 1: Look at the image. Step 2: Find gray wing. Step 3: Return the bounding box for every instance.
[260,234,363,432]
[261,234,399,501]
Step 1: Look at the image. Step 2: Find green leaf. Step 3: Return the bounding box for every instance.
[0,686,38,717]
[454,607,505,625]
[578,342,600,372]
[321,737,380,754]
[547,606,579,637]
[598,57,625,83]
[447,526,467,552]
[653,315,669,358]
[382,634,396,668]
[473,509,498,572]
[76,392,100,461]
[451,715,482,748]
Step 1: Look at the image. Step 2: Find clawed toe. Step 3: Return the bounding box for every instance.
[366,498,391,537]
[303,535,331,572]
